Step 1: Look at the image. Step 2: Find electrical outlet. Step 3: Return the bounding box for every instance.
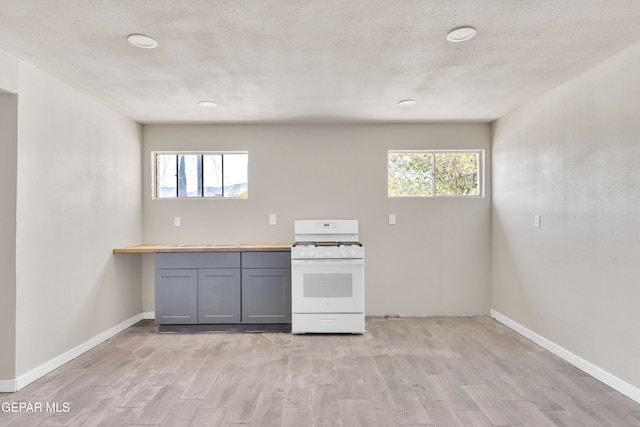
[534,215,541,228]
[389,213,396,225]
[269,214,277,225]
[174,217,181,227]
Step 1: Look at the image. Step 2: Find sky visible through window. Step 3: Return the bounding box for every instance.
[156,153,248,198]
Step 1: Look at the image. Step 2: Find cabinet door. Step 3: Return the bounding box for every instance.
[242,269,291,323]
[155,269,198,324]
[198,269,241,324]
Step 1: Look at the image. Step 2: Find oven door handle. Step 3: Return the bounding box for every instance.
[291,259,364,267]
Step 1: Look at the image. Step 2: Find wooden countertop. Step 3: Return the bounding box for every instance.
[113,243,292,254]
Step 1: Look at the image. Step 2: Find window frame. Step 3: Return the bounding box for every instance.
[388,149,484,198]
[152,150,249,200]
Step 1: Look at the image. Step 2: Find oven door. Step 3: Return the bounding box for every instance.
[291,258,364,313]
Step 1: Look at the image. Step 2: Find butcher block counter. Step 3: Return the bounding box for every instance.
[113,243,292,254]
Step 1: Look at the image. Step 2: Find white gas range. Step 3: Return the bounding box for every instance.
[291,219,365,334]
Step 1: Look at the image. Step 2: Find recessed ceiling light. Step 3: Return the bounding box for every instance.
[398,99,417,106]
[127,34,158,49]
[446,26,477,42]
[198,101,217,108]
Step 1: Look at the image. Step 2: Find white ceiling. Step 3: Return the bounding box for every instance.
[1,1,639,124]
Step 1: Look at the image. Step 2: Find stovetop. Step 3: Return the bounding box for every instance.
[292,220,363,259]
[292,241,363,247]
[291,241,364,259]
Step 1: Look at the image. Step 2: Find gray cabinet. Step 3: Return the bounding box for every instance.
[241,252,291,323]
[242,268,291,323]
[155,269,198,324]
[155,252,241,326]
[198,268,241,323]
[155,250,290,328]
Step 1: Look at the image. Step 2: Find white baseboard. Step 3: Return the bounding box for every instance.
[0,378,16,393]
[0,313,144,393]
[142,311,155,320]
[491,309,640,404]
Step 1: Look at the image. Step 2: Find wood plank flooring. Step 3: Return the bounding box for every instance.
[1,317,639,426]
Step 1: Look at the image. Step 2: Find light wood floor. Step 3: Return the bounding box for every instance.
[2,317,639,426]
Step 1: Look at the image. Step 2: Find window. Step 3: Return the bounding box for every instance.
[154,152,248,199]
[388,150,482,197]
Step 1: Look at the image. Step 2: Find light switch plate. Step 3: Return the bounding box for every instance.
[389,213,396,225]
[174,217,181,227]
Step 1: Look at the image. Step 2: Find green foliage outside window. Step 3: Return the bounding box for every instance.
[388,151,480,197]
[388,152,434,196]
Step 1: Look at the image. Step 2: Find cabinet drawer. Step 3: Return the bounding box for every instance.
[242,251,291,269]
[156,252,241,269]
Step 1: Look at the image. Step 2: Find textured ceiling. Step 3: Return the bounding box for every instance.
[1,0,639,124]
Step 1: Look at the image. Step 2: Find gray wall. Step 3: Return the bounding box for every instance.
[0,53,144,378]
[142,124,492,316]
[0,93,17,380]
[492,41,640,389]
